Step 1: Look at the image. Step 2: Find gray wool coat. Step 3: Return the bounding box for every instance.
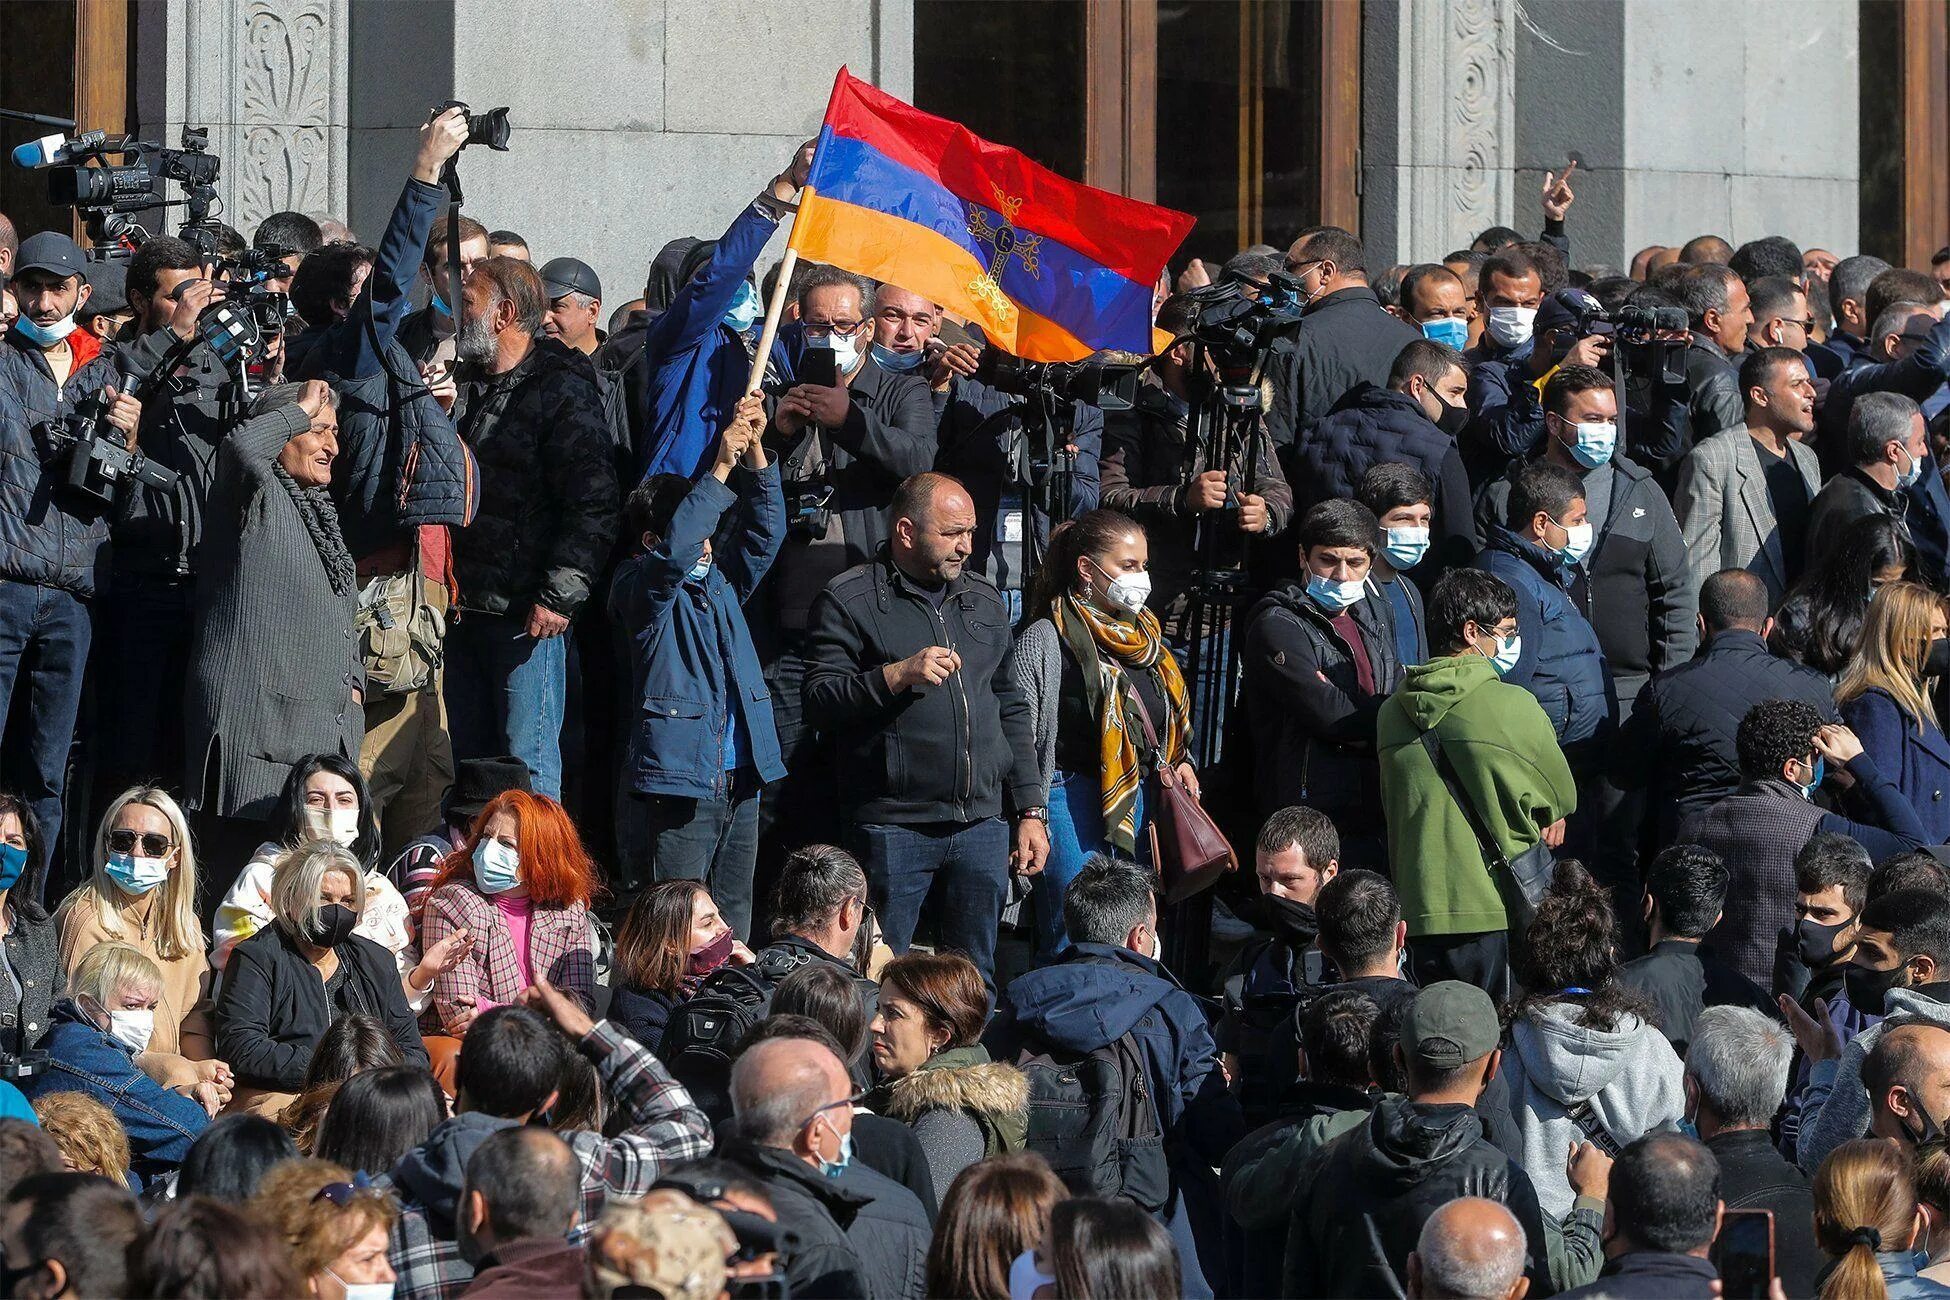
[184,403,363,820]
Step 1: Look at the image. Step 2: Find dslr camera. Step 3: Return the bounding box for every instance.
[433,100,512,152]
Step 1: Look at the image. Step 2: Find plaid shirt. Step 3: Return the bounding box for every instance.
[421,881,596,1035]
[388,1020,713,1300]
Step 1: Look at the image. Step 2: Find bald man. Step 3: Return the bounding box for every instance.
[804,471,1047,987]
[1408,1198,1529,1300]
[1867,1022,1950,1145]
[719,1037,870,1299]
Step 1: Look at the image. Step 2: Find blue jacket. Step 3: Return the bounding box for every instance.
[1842,687,1950,843]
[1286,383,1477,566]
[611,465,787,798]
[1476,525,1614,744]
[25,999,209,1182]
[1877,1251,1950,1299]
[638,202,790,480]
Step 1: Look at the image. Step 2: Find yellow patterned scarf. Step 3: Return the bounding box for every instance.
[1053,595,1192,854]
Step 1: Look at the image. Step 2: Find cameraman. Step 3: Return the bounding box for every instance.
[1100,292,1292,631]
[397,210,489,369]
[0,231,140,887]
[291,105,478,860]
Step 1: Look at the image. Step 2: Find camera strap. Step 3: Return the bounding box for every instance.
[441,160,466,344]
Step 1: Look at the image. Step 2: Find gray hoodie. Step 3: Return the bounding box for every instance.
[1502,1001,1687,1217]
[1797,986,1950,1173]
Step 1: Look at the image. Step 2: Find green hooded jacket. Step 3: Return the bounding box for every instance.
[1377,653,1577,937]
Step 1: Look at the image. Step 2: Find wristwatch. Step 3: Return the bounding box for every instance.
[1016,806,1049,823]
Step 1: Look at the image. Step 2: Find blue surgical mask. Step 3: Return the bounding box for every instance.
[870,341,925,372]
[813,1114,854,1179]
[0,842,24,891]
[1554,414,1617,469]
[472,839,522,895]
[723,281,761,333]
[686,556,713,583]
[1420,317,1469,351]
[1305,573,1366,612]
[1383,526,1430,570]
[1899,444,1925,490]
[13,313,77,347]
[1480,633,1522,675]
[105,851,170,896]
[1549,514,1595,566]
[431,291,452,318]
[1801,754,1826,800]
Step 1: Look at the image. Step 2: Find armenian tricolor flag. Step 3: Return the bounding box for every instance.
[792,68,1195,362]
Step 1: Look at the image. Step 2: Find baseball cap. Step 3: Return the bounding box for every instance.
[79,259,127,318]
[1401,981,1501,1070]
[1534,286,1604,337]
[539,256,601,303]
[14,232,88,281]
[589,1190,735,1300]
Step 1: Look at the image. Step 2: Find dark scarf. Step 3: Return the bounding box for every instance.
[273,462,356,596]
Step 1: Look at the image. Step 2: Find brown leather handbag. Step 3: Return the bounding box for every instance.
[1129,690,1237,903]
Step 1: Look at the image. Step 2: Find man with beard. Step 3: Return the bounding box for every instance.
[442,257,618,799]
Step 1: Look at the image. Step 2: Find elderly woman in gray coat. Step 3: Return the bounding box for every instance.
[185,380,362,881]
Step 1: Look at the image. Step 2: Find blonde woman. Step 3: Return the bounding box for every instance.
[55,787,228,1094]
[1839,581,1950,843]
[212,842,427,1115]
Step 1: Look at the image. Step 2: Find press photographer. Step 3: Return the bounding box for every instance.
[0,230,141,886]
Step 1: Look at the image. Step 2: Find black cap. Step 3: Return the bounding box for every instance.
[443,756,533,827]
[539,256,601,303]
[14,232,88,281]
[1535,287,1604,337]
[1401,981,1502,1070]
[79,259,127,318]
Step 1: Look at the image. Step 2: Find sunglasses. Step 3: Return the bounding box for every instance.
[312,1174,385,1207]
[107,829,173,857]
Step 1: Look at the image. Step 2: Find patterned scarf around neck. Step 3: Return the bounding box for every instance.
[272,462,356,597]
[1053,594,1191,854]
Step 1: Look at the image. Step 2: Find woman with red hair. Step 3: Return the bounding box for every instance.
[418,791,599,1036]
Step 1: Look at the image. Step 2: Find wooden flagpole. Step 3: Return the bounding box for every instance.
[744,184,814,395]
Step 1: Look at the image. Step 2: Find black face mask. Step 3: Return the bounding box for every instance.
[303,902,358,949]
[1927,638,1950,679]
[1797,917,1851,969]
[1845,959,1911,1017]
[1255,893,1320,947]
[1431,393,1470,438]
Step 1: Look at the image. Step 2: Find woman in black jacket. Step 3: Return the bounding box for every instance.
[212,842,427,1115]
[1771,514,1918,678]
[0,791,60,1057]
[609,879,750,1048]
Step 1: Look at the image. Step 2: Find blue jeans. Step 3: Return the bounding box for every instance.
[0,581,90,902]
[1036,771,1146,959]
[635,787,760,942]
[854,817,1010,988]
[444,611,567,799]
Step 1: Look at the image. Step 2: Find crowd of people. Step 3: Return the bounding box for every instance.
[7,104,1950,1299]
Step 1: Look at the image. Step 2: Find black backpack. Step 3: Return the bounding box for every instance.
[1016,1030,1169,1211]
[658,947,815,1118]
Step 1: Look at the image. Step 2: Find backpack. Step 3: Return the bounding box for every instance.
[1016,1030,1169,1211]
[658,946,816,1117]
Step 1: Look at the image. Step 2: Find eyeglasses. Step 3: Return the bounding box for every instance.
[1284,257,1323,277]
[107,829,173,857]
[804,320,865,339]
[799,1093,866,1130]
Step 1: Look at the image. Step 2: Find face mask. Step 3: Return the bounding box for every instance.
[1799,754,1826,800]
[723,281,761,333]
[870,341,926,372]
[332,1280,394,1300]
[1430,392,1470,438]
[1305,573,1366,613]
[304,902,359,949]
[1846,958,1910,1017]
[107,1008,154,1054]
[105,851,170,896]
[472,839,522,895]
[1383,526,1430,570]
[1550,516,1594,566]
[1797,917,1851,968]
[1420,317,1469,350]
[1477,633,1522,676]
[686,556,714,583]
[0,842,25,892]
[1147,926,1163,962]
[1930,639,1950,678]
[1485,305,1536,349]
[13,313,77,347]
[1086,557,1150,616]
[1899,444,1925,490]
[688,927,736,977]
[812,1114,854,1179]
[1556,415,1618,469]
[1008,1250,1056,1300]
[1257,894,1319,947]
[304,806,361,849]
[812,334,860,375]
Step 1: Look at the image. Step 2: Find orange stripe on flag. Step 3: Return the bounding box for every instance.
[792,193,1097,364]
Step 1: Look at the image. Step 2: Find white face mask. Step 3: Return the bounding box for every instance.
[1555,519,1595,566]
[1089,557,1150,616]
[1485,305,1536,349]
[304,806,361,849]
[328,1271,395,1300]
[107,1007,154,1054]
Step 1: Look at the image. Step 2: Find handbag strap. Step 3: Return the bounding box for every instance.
[1417,727,1508,871]
[1124,675,1167,770]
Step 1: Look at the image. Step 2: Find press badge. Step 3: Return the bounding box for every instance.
[1001,508,1025,544]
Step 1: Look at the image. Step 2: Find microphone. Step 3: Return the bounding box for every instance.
[11,130,104,168]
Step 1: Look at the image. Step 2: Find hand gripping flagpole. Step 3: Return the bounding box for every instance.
[743,190,811,397]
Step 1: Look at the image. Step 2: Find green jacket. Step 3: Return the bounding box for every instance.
[1377,653,1577,937]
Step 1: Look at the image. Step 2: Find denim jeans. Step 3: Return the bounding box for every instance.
[1035,770,1146,959]
[854,817,1010,988]
[0,581,90,902]
[632,787,761,942]
[443,610,567,798]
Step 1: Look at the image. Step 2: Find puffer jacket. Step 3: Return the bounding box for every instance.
[452,337,619,618]
[1287,382,1476,565]
[1268,286,1422,447]
[1239,580,1404,838]
[879,1044,1027,1191]
[1476,525,1614,744]
[1502,999,1687,1218]
[0,326,121,595]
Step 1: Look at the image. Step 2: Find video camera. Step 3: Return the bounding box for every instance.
[980,353,1142,413]
[1179,269,1306,362]
[1576,303,1692,386]
[17,126,221,247]
[212,244,300,340]
[38,405,180,510]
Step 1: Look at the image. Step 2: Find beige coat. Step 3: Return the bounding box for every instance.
[56,890,215,1088]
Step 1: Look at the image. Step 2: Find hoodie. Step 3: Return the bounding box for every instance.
[1377,653,1577,937]
[1798,984,1950,1173]
[1503,1000,1687,1218]
[390,1111,520,1237]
